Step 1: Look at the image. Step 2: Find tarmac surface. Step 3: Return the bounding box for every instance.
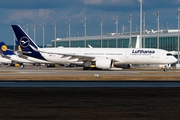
[0,65,180,80]
[1,87,180,119]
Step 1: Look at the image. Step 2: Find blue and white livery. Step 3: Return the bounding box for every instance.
[11,25,177,70]
[0,41,34,64]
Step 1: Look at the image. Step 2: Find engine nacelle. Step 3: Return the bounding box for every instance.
[95,59,113,69]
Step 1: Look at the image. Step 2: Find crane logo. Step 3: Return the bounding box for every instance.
[20,37,30,48]
[1,45,7,51]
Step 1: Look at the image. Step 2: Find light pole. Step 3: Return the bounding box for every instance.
[167,23,169,30]
[157,11,160,49]
[32,24,36,43]
[100,17,103,48]
[143,13,146,48]
[115,16,118,48]
[84,17,86,48]
[177,8,180,64]
[14,33,15,50]
[154,11,160,49]
[40,23,45,48]
[68,20,71,47]
[53,22,56,47]
[174,8,180,68]
[122,25,125,34]
[129,14,132,48]
[138,0,143,48]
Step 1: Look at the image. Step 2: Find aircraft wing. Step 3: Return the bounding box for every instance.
[7,49,32,54]
[39,50,94,61]
[1,54,11,59]
[29,45,119,62]
[6,49,30,59]
[17,54,29,59]
[0,51,10,59]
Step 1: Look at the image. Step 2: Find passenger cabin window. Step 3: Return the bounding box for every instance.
[166,53,172,56]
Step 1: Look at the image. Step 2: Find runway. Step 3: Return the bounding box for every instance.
[0,66,180,80]
[0,67,139,76]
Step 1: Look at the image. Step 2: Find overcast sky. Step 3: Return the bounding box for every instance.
[1,0,180,45]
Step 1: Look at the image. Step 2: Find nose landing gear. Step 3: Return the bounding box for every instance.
[163,65,168,72]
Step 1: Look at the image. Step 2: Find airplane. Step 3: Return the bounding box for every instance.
[0,41,34,67]
[11,25,177,71]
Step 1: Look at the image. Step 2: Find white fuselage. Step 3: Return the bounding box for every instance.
[37,47,177,65]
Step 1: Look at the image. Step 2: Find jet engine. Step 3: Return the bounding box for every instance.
[95,59,113,69]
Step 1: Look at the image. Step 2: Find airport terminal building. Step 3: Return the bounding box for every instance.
[51,29,179,53]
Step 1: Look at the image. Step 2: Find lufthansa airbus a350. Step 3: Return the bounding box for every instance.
[11,25,177,70]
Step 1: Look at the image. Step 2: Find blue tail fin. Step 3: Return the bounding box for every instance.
[0,42,15,55]
[11,25,46,60]
[11,25,38,51]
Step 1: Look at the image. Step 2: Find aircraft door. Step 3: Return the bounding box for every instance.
[125,51,129,58]
[156,51,160,58]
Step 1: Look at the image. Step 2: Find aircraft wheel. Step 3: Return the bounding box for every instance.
[20,65,24,68]
[163,68,167,72]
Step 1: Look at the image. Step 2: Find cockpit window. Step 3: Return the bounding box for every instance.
[166,53,172,56]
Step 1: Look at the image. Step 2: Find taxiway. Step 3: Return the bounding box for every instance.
[0,66,180,80]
